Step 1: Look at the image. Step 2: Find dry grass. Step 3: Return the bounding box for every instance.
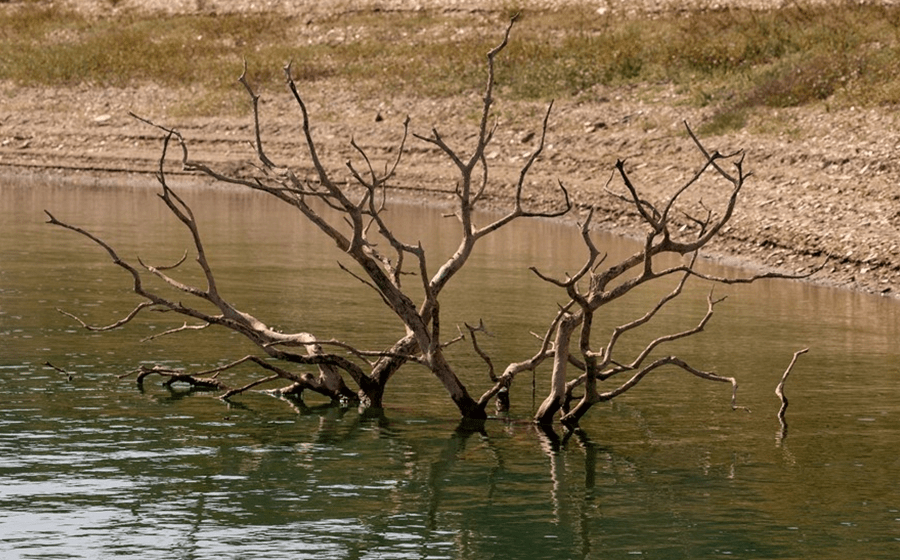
[2,1,899,126]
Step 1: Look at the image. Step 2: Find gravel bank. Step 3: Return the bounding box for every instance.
[60,0,801,17]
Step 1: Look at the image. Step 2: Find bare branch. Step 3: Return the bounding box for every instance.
[595,355,748,409]
[476,300,574,410]
[597,256,700,368]
[667,259,827,286]
[776,347,809,439]
[685,120,741,184]
[529,209,601,303]
[658,153,723,229]
[56,301,156,332]
[614,159,661,230]
[337,260,393,308]
[465,319,496,383]
[473,103,573,240]
[467,12,519,173]
[601,287,724,380]
[238,59,277,169]
[472,149,490,206]
[141,321,210,342]
[221,374,282,399]
[148,250,188,271]
[127,365,230,391]
[413,128,466,172]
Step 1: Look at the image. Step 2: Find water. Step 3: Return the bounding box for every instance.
[2,176,899,559]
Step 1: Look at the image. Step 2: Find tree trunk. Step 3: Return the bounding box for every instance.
[358,335,419,410]
[430,350,487,419]
[534,314,579,425]
[560,395,596,429]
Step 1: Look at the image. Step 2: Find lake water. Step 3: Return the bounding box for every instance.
[1,175,899,559]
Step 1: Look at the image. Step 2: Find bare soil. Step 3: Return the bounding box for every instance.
[3,0,899,298]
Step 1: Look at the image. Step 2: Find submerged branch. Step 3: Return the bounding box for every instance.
[776,347,809,440]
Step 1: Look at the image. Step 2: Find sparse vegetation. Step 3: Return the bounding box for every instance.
[2,2,900,126]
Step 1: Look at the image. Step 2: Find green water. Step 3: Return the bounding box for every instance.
[1,177,899,559]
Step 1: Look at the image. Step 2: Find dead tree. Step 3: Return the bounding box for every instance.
[48,17,569,420]
[47,17,815,427]
[468,126,815,427]
[526,139,784,427]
